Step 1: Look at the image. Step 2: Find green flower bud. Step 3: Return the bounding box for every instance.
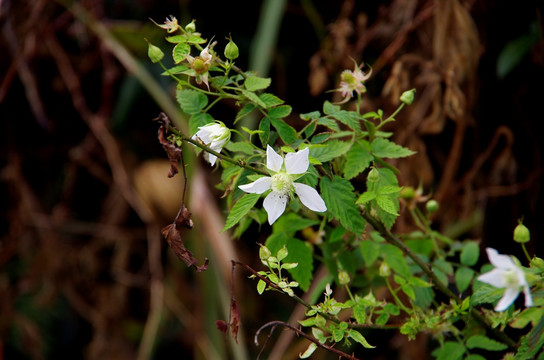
[367,168,380,183]
[400,88,416,105]
[224,38,239,60]
[185,20,196,33]
[145,39,164,63]
[513,222,530,243]
[426,199,439,213]
[530,256,544,270]
[379,262,391,277]
[338,270,350,285]
[400,186,415,200]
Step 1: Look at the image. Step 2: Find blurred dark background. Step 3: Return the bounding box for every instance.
[1,0,543,359]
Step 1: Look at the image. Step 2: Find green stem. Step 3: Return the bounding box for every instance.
[376,103,405,130]
[168,126,268,176]
[361,210,518,349]
[385,277,412,315]
[521,243,532,263]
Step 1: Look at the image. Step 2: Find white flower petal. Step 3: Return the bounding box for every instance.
[486,248,516,270]
[239,177,272,194]
[263,191,288,225]
[206,153,218,166]
[285,148,309,175]
[266,145,283,172]
[523,285,533,308]
[495,287,519,312]
[293,183,327,212]
[477,268,508,288]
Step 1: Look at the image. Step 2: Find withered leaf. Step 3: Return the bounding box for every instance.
[155,113,182,178]
[161,220,208,272]
[216,320,228,333]
[229,297,240,344]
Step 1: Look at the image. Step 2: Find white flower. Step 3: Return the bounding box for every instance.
[239,145,327,225]
[477,247,533,312]
[191,122,231,166]
[337,63,371,103]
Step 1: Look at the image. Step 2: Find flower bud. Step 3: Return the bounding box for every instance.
[338,270,350,285]
[367,168,380,183]
[224,38,239,60]
[379,262,391,277]
[400,89,416,105]
[400,186,415,200]
[185,20,196,33]
[530,256,544,270]
[426,199,439,213]
[259,245,272,261]
[513,222,530,243]
[145,39,164,63]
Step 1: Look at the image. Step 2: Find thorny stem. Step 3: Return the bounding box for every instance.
[361,211,518,349]
[255,321,360,360]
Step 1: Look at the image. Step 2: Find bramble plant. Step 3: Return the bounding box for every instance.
[147,17,544,360]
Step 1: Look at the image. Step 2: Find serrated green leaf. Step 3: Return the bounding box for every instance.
[460,241,480,266]
[466,335,508,351]
[376,195,399,215]
[323,100,340,115]
[172,42,191,63]
[370,137,415,158]
[165,35,187,43]
[268,105,292,119]
[382,244,411,278]
[356,191,376,204]
[235,103,256,124]
[176,89,208,114]
[270,117,298,145]
[186,34,206,44]
[309,141,351,163]
[161,64,190,75]
[435,341,465,360]
[455,266,474,293]
[360,239,381,266]
[348,329,375,348]
[258,117,270,147]
[241,89,267,108]
[189,113,214,136]
[245,76,271,91]
[317,117,340,132]
[320,176,366,235]
[331,110,361,131]
[471,283,504,306]
[222,193,260,231]
[284,239,313,291]
[344,140,372,179]
[300,111,320,120]
[259,93,284,107]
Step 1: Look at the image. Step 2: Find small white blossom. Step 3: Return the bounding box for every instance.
[192,122,231,166]
[337,63,371,103]
[239,145,327,225]
[477,247,533,312]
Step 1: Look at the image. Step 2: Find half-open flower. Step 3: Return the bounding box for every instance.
[477,247,533,312]
[191,122,231,166]
[336,62,371,103]
[239,145,327,225]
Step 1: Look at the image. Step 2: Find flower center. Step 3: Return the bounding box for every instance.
[271,172,292,195]
[504,269,520,288]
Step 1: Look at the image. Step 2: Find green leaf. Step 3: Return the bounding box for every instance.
[309,141,351,163]
[222,193,260,231]
[224,141,254,155]
[235,103,256,124]
[172,42,191,63]
[454,266,474,293]
[241,89,267,108]
[284,238,313,291]
[370,137,415,159]
[317,117,340,132]
[516,316,544,360]
[344,140,372,179]
[165,35,186,43]
[382,244,411,278]
[511,307,544,329]
[356,191,375,204]
[360,240,381,267]
[270,117,298,145]
[244,76,271,91]
[471,283,504,306]
[259,93,284,107]
[189,113,214,136]
[320,176,366,235]
[375,195,399,215]
[257,279,266,294]
[300,111,320,120]
[186,34,206,44]
[347,329,375,348]
[331,110,361,131]
[466,335,508,351]
[435,341,465,360]
[299,343,317,359]
[323,100,340,115]
[176,89,208,114]
[161,64,190,75]
[268,105,292,119]
[460,241,480,266]
[258,117,270,147]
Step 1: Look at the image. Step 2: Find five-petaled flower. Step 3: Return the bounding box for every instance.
[477,247,533,312]
[192,122,231,166]
[239,145,327,225]
[151,15,179,33]
[337,62,371,104]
